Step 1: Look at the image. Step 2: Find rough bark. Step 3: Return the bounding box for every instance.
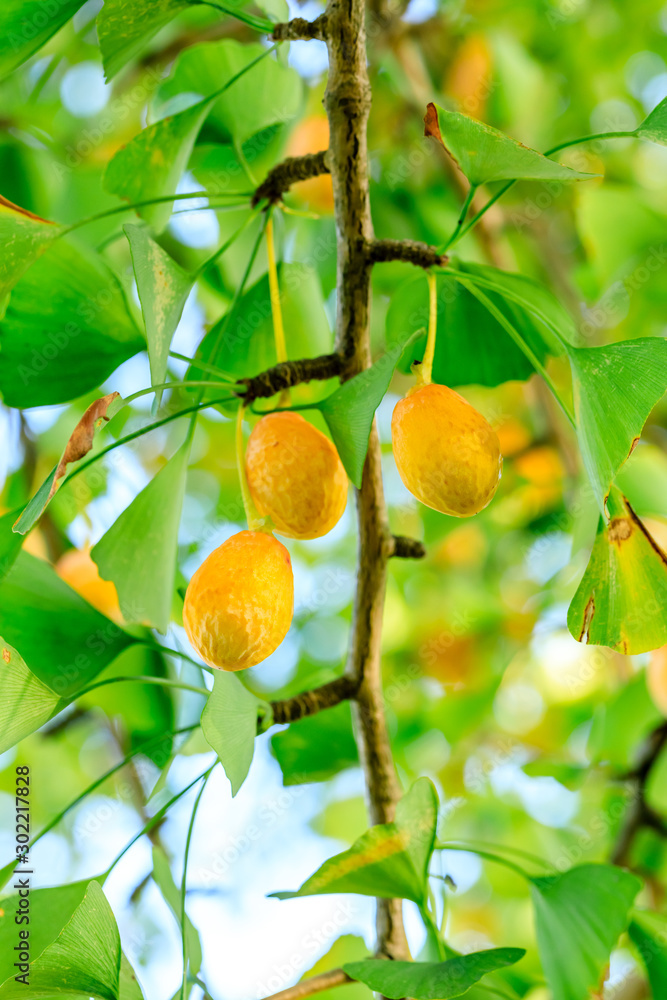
[324,0,410,960]
[270,676,358,725]
[252,151,331,207]
[272,15,329,40]
[260,970,352,1000]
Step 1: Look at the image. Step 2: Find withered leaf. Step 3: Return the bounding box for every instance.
[48,392,120,501]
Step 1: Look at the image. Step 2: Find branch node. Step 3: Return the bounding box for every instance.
[366,238,448,270]
[270,676,358,726]
[271,15,328,41]
[390,535,426,559]
[252,151,330,207]
[238,354,343,404]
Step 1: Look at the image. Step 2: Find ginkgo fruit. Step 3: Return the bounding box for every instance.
[245,412,348,539]
[183,530,294,671]
[56,547,122,622]
[647,645,667,716]
[392,382,502,517]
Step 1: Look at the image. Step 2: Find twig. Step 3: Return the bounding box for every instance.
[270,676,358,725]
[238,354,343,403]
[252,152,330,207]
[272,15,328,40]
[611,723,667,866]
[366,238,448,269]
[390,535,426,559]
[259,969,352,1000]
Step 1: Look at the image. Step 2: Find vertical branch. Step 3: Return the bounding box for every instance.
[324,0,410,961]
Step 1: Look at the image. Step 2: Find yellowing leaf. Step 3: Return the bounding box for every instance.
[0,195,61,299]
[568,490,667,654]
[271,778,438,904]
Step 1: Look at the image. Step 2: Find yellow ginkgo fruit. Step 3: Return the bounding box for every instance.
[245,412,348,540]
[183,530,294,671]
[392,383,502,517]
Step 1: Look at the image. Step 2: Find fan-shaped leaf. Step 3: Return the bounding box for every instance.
[424,104,596,186]
[271,778,438,904]
[202,672,268,795]
[97,0,193,81]
[344,949,526,1000]
[530,863,642,1000]
[92,440,190,634]
[125,224,194,401]
[0,638,63,753]
[569,338,667,513]
[567,490,667,654]
[0,196,61,301]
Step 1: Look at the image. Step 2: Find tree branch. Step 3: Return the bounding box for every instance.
[238,354,343,403]
[252,152,331,207]
[270,676,358,725]
[272,15,328,40]
[611,722,667,866]
[324,0,410,960]
[259,969,352,1000]
[390,535,426,559]
[366,238,448,269]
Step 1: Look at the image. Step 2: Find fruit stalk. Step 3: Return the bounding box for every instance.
[324,0,410,960]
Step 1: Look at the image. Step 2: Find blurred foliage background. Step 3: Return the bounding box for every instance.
[1,0,667,997]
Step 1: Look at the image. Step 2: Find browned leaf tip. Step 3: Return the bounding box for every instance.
[424,103,443,145]
[48,392,120,502]
[0,194,55,224]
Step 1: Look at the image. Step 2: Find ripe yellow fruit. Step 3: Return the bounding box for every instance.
[183,530,293,671]
[392,383,502,517]
[647,645,667,716]
[245,412,348,540]
[56,547,122,622]
[285,115,334,213]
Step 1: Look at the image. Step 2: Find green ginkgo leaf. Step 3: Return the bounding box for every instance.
[424,103,596,186]
[97,0,194,81]
[0,240,144,408]
[0,638,63,754]
[105,101,212,232]
[0,881,121,999]
[125,224,194,402]
[0,552,135,698]
[271,778,438,904]
[0,1,87,80]
[104,45,279,232]
[319,331,421,488]
[568,338,667,513]
[202,672,268,795]
[629,909,667,996]
[568,489,667,654]
[635,96,667,146]
[344,949,526,999]
[530,864,642,1000]
[92,440,190,633]
[155,38,302,144]
[0,195,61,300]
